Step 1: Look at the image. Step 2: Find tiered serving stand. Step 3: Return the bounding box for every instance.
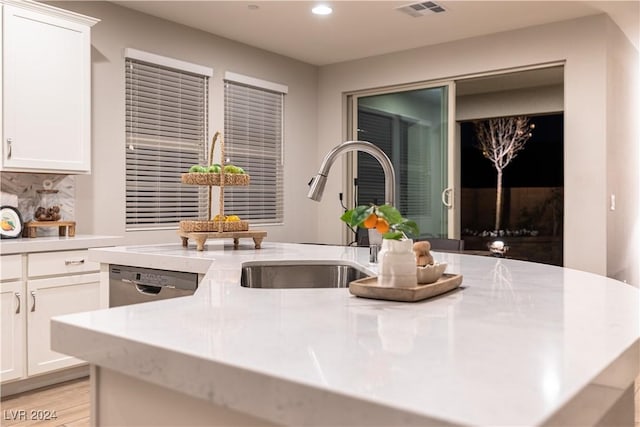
[178,132,267,251]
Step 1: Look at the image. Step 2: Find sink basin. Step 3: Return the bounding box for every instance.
[240,261,372,289]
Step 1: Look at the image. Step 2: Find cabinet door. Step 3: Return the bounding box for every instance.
[27,273,100,376]
[2,5,91,173]
[1,281,25,382]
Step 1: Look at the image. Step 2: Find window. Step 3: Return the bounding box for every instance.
[125,49,212,230]
[223,72,286,224]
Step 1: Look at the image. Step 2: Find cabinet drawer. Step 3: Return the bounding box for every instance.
[1,255,22,281]
[28,250,99,278]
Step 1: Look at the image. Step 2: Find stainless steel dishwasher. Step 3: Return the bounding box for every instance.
[109,264,198,307]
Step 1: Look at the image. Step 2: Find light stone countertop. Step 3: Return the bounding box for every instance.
[52,241,640,426]
[0,235,123,254]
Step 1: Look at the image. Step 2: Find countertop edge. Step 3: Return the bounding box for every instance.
[51,317,459,427]
[87,246,214,274]
[0,235,124,254]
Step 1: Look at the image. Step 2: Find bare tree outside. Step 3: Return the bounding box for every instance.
[474,116,535,231]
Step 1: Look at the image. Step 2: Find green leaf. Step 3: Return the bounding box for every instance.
[340,210,354,225]
[382,231,404,240]
[340,205,373,227]
[352,205,374,226]
[376,204,403,225]
[393,220,419,237]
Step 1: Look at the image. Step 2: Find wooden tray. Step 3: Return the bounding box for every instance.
[23,221,76,238]
[349,273,463,302]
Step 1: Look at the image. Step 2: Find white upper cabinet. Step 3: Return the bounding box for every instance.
[1,1,98,173]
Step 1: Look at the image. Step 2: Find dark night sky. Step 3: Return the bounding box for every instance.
[460,114,564,188]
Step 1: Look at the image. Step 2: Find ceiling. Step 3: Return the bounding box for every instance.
[112,1,639,66]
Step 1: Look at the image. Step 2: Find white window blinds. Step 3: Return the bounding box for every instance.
[224,76,285,224]
[125,54,210,230]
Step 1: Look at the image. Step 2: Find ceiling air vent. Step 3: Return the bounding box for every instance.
[396,1,446,17]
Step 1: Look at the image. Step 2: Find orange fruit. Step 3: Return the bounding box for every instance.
[375,218,390,234]
[362,213,378,229]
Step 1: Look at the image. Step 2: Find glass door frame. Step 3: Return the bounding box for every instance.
[345,80,459,244]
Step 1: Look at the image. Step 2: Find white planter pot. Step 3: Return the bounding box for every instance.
[378,238,417,288]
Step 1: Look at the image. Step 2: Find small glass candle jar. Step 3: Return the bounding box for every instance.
[34,180,61,222]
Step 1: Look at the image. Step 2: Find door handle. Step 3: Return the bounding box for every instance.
[30,291,36,312]
[441,187,453,208]
[135,284,163,295]
[6,138,12,160]
[15,292,21,314]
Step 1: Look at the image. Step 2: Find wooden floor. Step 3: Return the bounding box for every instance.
[1,378,89,427]
[636,378,640,427]
[0,376,639,426]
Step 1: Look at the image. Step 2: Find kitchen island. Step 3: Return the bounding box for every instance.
[51,242,639,426]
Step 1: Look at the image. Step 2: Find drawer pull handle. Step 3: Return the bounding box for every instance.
[30,291,36,312]
[65,259,85,266]
[15,292,21,314]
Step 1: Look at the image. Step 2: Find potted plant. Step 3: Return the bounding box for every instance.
[341,204,419,287]
[340,204,418,240]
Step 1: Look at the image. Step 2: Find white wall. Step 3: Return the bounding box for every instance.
[605,19,640,286]
[456,84,564,122]
[50,1,319,246]
[317,15,638,280]
[43,3,640,283]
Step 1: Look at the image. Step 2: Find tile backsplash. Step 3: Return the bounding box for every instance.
[1,172,75,237]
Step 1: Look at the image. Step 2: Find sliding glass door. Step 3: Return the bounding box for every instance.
[348,82,457,241]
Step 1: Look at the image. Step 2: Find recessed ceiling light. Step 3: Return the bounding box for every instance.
[312,5,333,15]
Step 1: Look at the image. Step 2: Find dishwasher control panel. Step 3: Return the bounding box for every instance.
[110,265,198,290]
[109,265,199,307]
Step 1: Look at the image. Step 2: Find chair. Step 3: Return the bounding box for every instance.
[360,233,465,253]
[416,238,465,253]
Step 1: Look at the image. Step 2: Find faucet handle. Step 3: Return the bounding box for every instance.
[368,228,383,264]
[369,244,381,264]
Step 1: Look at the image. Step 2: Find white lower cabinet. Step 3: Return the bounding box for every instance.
[27,273,100,376]
[1,280,25,382]
[1,250,101,384]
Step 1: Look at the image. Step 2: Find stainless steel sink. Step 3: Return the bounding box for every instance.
[240,261,372,289]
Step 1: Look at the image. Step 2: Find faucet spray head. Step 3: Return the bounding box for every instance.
[307,174,327,201]
[307,140,395,206]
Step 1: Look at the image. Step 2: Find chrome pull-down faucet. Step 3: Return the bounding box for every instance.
[307,140,396,206]
[307,140,396,262]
